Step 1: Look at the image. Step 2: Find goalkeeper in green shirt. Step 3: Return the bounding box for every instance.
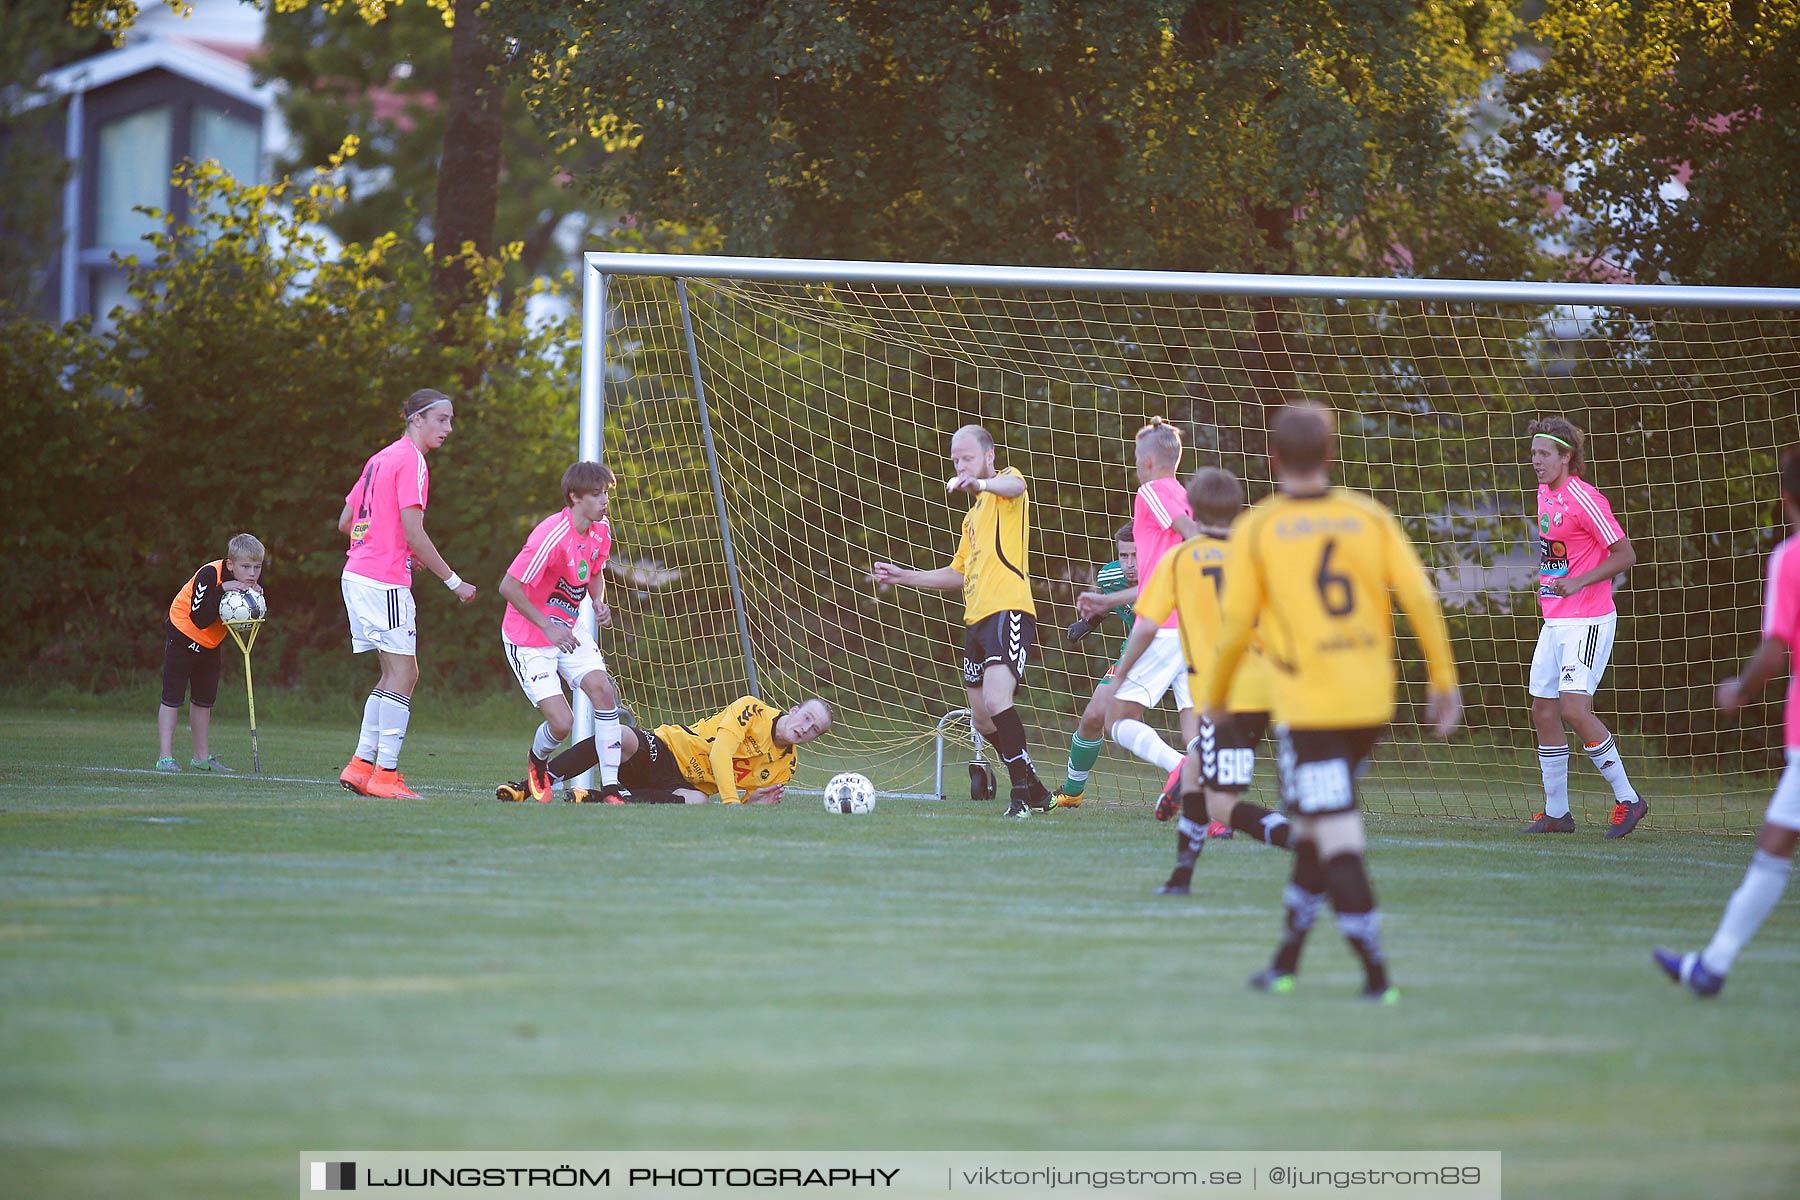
[1052,525,1144,807]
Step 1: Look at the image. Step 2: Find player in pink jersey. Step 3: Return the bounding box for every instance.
[496,462,626,804]
[335,389,478,800]
[1523,416,1646,837]
[1073,418,1200,810]
[1655,445,1800,996]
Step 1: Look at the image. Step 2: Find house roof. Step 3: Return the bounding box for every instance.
[26,33,271,111]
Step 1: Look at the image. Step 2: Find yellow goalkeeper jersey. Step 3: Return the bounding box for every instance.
[1202,488,1458,729]
[1135,533,1273,714]
[653,695,798,803]
[949,467,1035,624]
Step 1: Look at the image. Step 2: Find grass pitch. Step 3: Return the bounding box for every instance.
[2,698,1797,1200]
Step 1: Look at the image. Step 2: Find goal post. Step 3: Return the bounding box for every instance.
[574,252,1800,828]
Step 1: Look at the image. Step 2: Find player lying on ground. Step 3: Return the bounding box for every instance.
[156,532,265,773]
[496,461,625,804]
[1075,418,1201,808]
[1655,444,1800,998]
[496,696,832,805]
[1111,468,1294,896]
[1205,404,1461,1003]
[873,424,1053,818]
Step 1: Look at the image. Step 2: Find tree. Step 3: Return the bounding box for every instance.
[1508,0,1800,286]
[500,0,1532,279]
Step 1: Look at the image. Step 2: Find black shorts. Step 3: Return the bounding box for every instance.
[962,610,1035,684]
[1274,724,1383,816]
[620,729,691,792]
[161,620,223,709]
[1190,711,1270,793]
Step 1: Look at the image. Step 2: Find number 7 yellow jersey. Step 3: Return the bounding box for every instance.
[1202,488,1458,730]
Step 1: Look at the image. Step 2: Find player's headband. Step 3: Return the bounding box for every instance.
[409,397,451,419]
[1534,433,1574,449]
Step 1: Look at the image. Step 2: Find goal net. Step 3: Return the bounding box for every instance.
[582,256,1799,831]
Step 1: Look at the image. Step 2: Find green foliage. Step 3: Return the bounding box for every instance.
[0,148,581,695]
[1510,0,1800,285]
[502,0,1535,275]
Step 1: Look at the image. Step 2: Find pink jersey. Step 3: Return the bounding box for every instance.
[1133,477,1192,630]
[501,508,613,647]
[1537,476,1626,620]
[343,437,430,586]
[1762,535,1800,747]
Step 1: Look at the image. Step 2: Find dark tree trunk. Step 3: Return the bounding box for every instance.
[432,0,504,321]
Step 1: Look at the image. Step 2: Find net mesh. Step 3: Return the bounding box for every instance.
[594,270,1800,830]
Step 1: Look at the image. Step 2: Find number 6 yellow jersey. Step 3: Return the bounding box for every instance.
[1203,488,1458,730]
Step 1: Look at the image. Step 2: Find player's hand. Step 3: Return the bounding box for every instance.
[548,626,579,653]
[1425,688,1463,739]
[870,562,902,586]
[1545,577,1579,598]
[595,601,613,628]
[1075,591,1111,620]
[1718,676,1747,715]
[744,784,784,805]
[1066,616,1098,643]
[453,582,478,603]
[945,475,981,495]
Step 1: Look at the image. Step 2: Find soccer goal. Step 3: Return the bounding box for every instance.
[573,253,1800,830]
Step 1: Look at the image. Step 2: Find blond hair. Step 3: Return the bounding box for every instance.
[1136,416,1183,469]
[226,533,265,562]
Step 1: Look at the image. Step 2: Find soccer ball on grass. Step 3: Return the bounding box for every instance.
[823,772,876,815]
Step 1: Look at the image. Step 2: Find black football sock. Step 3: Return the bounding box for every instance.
[547,737,598,783]
[1271,840,1327,976]
[1324,851,1387,993]
[1230,800,1293,849]
[988,706,1044,792]
[1165,814,1208,887]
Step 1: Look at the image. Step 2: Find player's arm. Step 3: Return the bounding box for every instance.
[400,506,477,602]
[336,501,354,537]
[1553,534,1635,598]
[1383,513,1463,736]
[497,573,578,652]
[709,700,759,804]
[948,472,1026,499]
[1172,513,1201,539]
[871,563,965,590]
[1115,553,1177,676]
[1077,583,1140,620]
[189,564,226,627]
[1202,527,1264,719]
[1719,635,1788,715]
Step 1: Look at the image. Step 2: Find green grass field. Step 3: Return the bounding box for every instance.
[3,697,1798,1200]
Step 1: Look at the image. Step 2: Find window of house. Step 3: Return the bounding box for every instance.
[95,106,172,250]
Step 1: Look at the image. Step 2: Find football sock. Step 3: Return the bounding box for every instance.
[356,691,384,762]
[1061,732,1104,795]
[1537,743,1571,817]
[1701,850,1791,976]
[1166,814,1208,887]
[1110,717,1184,774]
[595,707,623,786]
[548,737,598,782]
[988,706,1041,789]
[1324,852,1387,993]
[531,721,561,761]
[1229,800,1292,848]
[1271,840,1327,975]
[1583,735,1636,803]
[373,690,411,770]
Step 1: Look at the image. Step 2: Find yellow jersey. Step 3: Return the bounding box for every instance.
[949,467,1034,624]
[1135,533,1273,714]
[1203,488,1458,729]
[652,696,798,803]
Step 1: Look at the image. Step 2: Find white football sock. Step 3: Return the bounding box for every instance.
[594,709,623,786]
[1584,735,1636,803]
[1110,717,1183,774]
[1701,850,1791,976]
[374,690,411,770]
[531,721,561,761]
[356,692,383,762]
[1537,743,1571,818]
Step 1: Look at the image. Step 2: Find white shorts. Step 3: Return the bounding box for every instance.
[502,631,608,706]
[1766,752,1800,833]
[1529,612,1617,698]
[1114,628,1193,710]
[342,575,417,655]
